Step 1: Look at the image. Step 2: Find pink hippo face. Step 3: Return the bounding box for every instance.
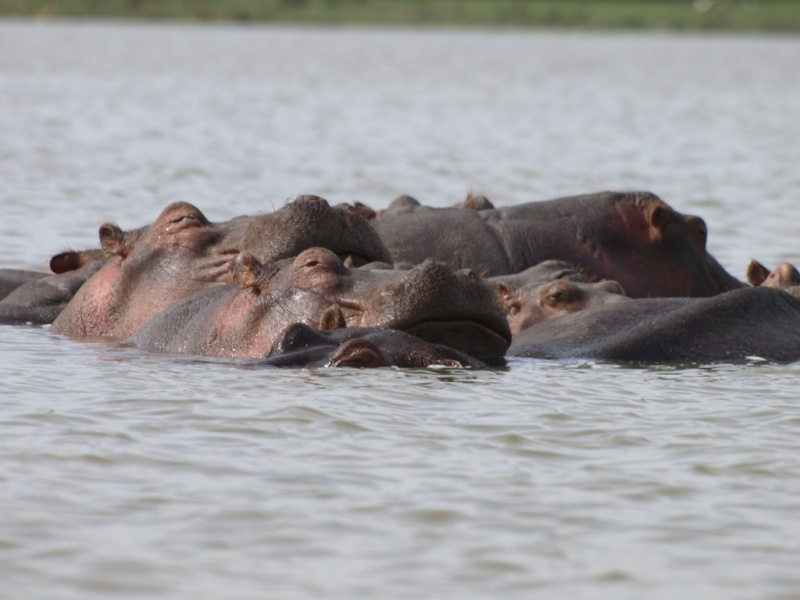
[52,196,391,340]
[129,247,512,360]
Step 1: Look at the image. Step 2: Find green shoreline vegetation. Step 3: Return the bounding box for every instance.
[1,0,800,31]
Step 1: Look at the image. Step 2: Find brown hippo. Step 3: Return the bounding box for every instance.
[257,323,487,368]
[128,247,510,359]
[365,191,744,298]
[747,259,800,289]
[0,249,110,325]
[493,277,628,337]
[508,286,800,364]
[52,195,391,340]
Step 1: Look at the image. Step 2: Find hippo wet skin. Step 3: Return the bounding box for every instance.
[256,324,487,368]
[129,247,510,360]
[369,191,744,298]
[52,195,391,340]
[493,277,628,337]
[0,249,109,325]
[507,286,800,364]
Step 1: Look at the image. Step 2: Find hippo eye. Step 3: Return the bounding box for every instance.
[304,259,320,268]
[170,214,198,225]
[546,292,569,304]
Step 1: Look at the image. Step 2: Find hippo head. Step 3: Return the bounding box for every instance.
[238,195,391,267]
[52,201,233,339]
[207,247,511,359]
[494,278,628,336]
[265,323,486,368]
[747,259,800,289]
[52,195,392,340]
[589,193,744,297]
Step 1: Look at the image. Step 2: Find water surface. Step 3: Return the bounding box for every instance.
[1,20,800,599]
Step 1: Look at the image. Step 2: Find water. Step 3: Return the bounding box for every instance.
[2,20,800,599]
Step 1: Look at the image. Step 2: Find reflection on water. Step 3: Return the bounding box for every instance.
[2,20,800,600]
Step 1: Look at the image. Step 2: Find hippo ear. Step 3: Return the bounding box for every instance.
[352,202,377,221]
[49,251,83,274]
[746,259,770,286]
[462,192,495,211]
[233,253,273,290]
[487,281,522,315]
[50,248,105,274]
[99,223,126,255]
[492,282,517,314]
[646,204,674,232]
[318,305,347,330]
[328,338,388,368]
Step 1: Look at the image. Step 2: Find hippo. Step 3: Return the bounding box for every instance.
[493,277,628,337]
[0,269,48,301]
[0,249,110,325]
[256,323,487,368]
[365,191,744,298]
[128,247,511,359]
[507,286,800,364]
[747,259,800,289]
[488,259,588,289]
[52,195,392,339]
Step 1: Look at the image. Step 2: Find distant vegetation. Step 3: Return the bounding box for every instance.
[2,0,800,31]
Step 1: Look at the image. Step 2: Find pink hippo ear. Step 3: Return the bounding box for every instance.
[98,223,127,255]
[746,259,770,286]
[233,253,262,289]
[491,282,518,314]
[233,253,280,292]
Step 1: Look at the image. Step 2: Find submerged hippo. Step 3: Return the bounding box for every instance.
[0,249,110,325]
[747,259,800,289]
[366,191,744,298]
[52,195,391,340]
[0,269,48,301]
[257,323,487,368]
[508,286,800,364]
[494,277,628,337]
[129,247,510,359]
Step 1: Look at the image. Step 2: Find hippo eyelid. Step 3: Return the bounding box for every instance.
[169,214,198,226]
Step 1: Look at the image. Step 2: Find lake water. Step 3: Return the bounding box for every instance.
[2,20,800,599]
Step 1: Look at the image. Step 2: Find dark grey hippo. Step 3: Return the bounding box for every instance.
[508,286,800,364]
[364,191,744,298]
[257,324,487,368]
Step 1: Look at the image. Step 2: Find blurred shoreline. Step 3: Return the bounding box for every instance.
[2,0,800,32]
